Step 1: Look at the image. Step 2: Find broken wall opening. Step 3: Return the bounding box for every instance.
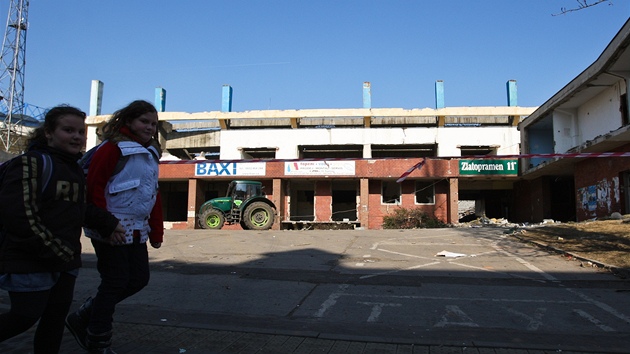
[458,178,515,221]
[332,180,358,221]
[289,180,315,221]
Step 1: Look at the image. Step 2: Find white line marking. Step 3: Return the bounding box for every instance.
[370,235,474,250]
[505,307,546,331]
[324,292,590,304]
[566,288,630,324]
[491,243,557,282]
[574,309,615,332]
[374,248,436,261]
[449,261,548,282]
[435,305,479,328]
[314,284,349,318]
[359,261,441,279]
[358,302,402,322]
[493,241,630,324]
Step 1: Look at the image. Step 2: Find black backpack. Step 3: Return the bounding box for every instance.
[79,141,129,178]
[0,152,53,234]
[0,152,54,193]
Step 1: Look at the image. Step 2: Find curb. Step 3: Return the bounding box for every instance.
[510,232,630,279]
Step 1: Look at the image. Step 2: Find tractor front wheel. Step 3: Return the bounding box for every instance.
[243,202,275,230]
[198,209,225,229]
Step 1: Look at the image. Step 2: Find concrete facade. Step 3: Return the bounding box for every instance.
[86,82,537,230]
[517,18,630,222]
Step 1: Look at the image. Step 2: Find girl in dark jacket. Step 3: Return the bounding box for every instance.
[0,105,123,354]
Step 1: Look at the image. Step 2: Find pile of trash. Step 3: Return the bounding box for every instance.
[455,216,521,229]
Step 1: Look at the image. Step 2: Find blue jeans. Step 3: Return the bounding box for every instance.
[88,239,149,334]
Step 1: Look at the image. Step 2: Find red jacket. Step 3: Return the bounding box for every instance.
[86,129,163,243]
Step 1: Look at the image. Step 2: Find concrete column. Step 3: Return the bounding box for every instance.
[506,80,517,106]
[187,179,203,229]
[359,178,369,229]
[155,87,166,112]
[362,82,371,108]
[272,178,283,230]
[435,80,445,109]
[363,144,372,158]
[363,82,372,127]
[222,85,233,112]
[85,125,100,150]
[507,80,519,125]
[447,178,459,224]
[436,80,445,126]
[89,80,103,116]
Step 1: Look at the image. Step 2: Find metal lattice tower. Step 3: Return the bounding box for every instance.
[0,0,29,152]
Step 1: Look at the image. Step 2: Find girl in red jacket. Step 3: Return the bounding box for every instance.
[65,100,164,353]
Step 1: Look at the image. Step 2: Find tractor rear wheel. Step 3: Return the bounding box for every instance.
[243,202,275,230]
[198,209,225,229]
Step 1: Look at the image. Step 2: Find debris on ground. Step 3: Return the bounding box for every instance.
[456,213,630,274]
[435,250,467,258]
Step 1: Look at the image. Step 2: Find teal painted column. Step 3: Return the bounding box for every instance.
[363,82,371,108]
[155,87,166,112]
[89,80,103,116]
[507,80,517,106]
[222,85,233,112]
[435,80,445,109]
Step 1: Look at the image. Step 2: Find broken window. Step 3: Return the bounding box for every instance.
[372,144,437,158]
[415,181,435,204]
[381,180,400,204]
[298,145,363,159]
[459,145,497,156]
[240,147,277,160]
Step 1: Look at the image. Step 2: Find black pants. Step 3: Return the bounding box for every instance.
[89,239,149,334]
[0,272,76,354]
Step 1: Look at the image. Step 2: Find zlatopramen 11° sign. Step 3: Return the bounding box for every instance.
[459,159,518,175]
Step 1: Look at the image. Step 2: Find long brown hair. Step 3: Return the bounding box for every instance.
[101,100,158,142]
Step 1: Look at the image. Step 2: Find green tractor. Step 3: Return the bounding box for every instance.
[197,180,276,230]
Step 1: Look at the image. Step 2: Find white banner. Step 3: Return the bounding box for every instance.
[285,161,355,176]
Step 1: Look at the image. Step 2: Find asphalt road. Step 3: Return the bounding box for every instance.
[2,227,630,353]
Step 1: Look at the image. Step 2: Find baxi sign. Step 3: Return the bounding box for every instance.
[195,162,266,176]
[459,159,518,175]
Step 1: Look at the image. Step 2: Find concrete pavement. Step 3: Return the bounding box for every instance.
[1,227,628,354]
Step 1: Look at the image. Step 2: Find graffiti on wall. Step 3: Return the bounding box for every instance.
[577,177,620,216]
[578,185,597,213]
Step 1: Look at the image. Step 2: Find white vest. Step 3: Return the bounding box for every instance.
[85,141,159,244]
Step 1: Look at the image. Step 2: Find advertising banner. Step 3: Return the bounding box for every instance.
[285,161,355,176]
[195,162,266,176]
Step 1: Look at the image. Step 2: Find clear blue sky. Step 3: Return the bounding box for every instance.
[2,1,629,115]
